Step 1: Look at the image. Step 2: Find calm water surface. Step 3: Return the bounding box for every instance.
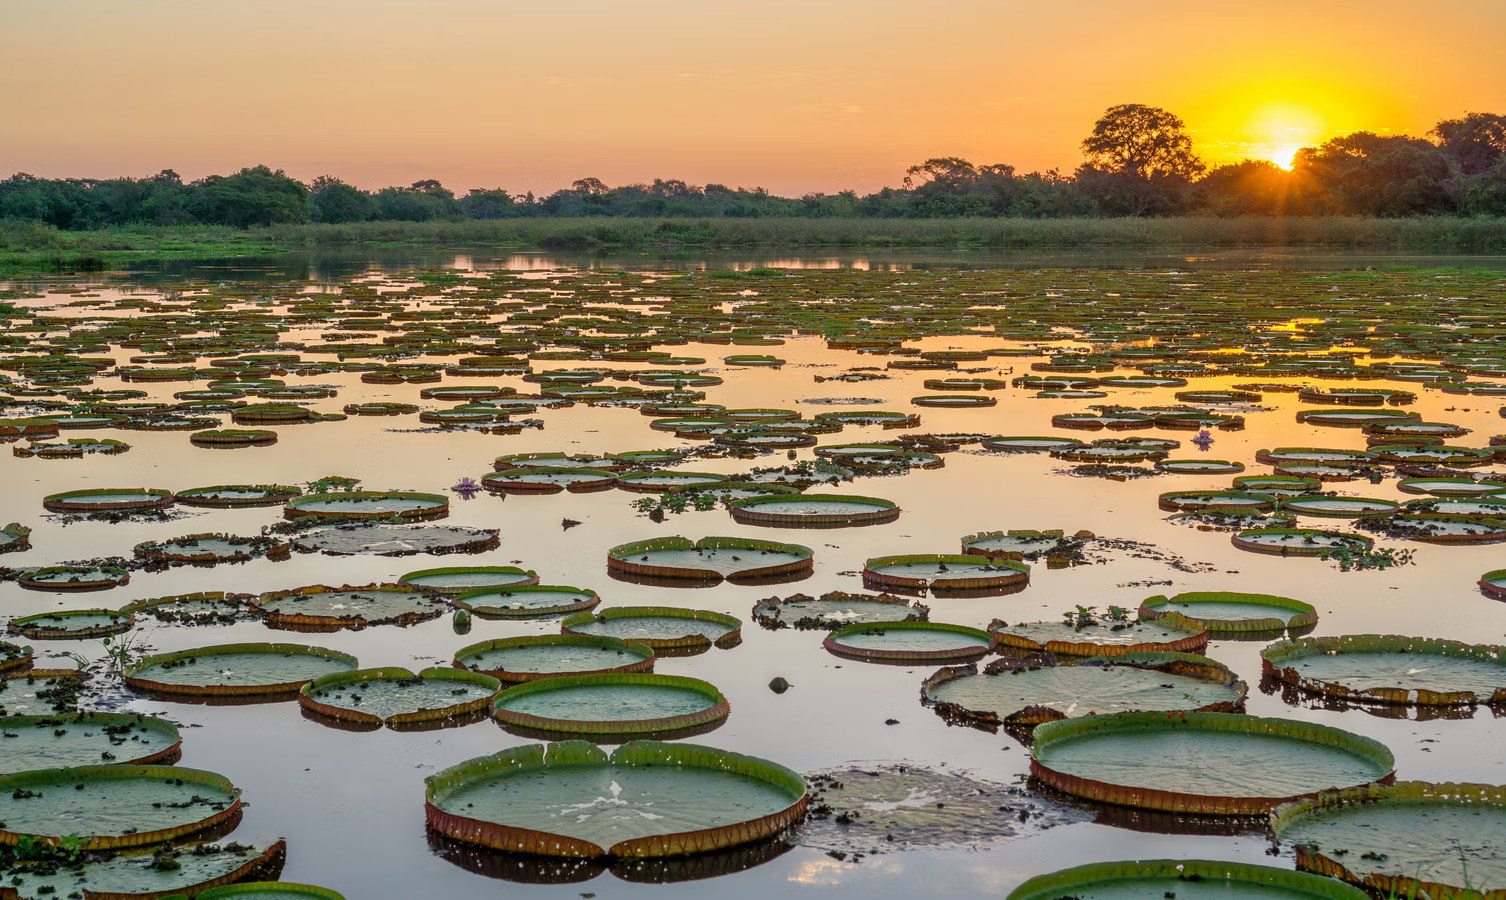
[3,251,1505,898]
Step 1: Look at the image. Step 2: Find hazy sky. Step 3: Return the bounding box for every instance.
[3,0,1504,194]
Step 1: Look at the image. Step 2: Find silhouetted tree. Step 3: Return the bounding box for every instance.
[1432,113,1506,175]
[1197,160,1305,216]
[1293,133,1455,215]
[1076,104,1204,215]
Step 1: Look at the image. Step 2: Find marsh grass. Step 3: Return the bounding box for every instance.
[4,216,1506,274]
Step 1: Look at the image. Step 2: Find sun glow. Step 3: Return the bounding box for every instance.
[1244,103,1326,169]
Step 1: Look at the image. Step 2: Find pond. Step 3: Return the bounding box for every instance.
[2,249,1505,898]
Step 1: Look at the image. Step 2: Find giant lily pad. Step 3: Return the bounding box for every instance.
[0,712,182,773]
[424,740,806,857]
[607,536,813,584]
[0,764,241,850]
[300,666,500,729]
[824,620,996,664]
[43,487,173,514]
[1008,859,1368,899]
[727,494,899,528]
[199,881,344,899]
[174,484,302,508]
[560,607,742,653]
[1271,781,1506,898]
[492,673,729,740]
[453,635,655,683]
[1030,711,1395,815]
[454,585,600,619]
[751,591,927,631]
[923,652,1246,730]
[483,468,617,494]
[398,565,538,594]
[1483,567,1506,601]
[1,839,288,899]
[1139,591,1318,637]
[289,522,500,556]
[17,564,130,592]
[283,490,449,522]
[1232,527,1373,556]
[0,669,82,715]
[255,584,447,631]
[8,607,133,639]
[862,554,1029,595]
[989,616,1208,657]
[124,642,358,698]
[1261,634,1506,708]
[134,533,287,564]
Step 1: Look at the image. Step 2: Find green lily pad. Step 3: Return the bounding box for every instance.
[492,673,728,739]
[0,712,182,774]
[125,642,358,698]
[300,666,500,728]
[424,741,806,857]
[0,764,241,850]
[453,635,655,683]
[1008,859,1368,899]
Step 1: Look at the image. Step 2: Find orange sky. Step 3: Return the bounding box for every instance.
[3,0,1504,194]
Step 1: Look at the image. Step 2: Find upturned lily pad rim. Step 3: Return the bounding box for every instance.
[922,651,1247,729]
[299,665,501,727]
[1030,711,1395,816]
[453,634,656,683]
[1269,781,1506,900]
[70,839,291,900]
[124,642,359,697]
[196,881,344,899]
[398,565,540,593]
[121,590,254,615]
[1261,633,1506,707]
[253,582,447,629]
[0,763,242,850]
[8,607,134,639]
[482,468,618,493]
[16,564,130,592]
[42,487,174,512]
[1006,858,1368,900]
[606,536,814,582]
[173,484,303,507]
[1157,490,1276,512]
[1483,568,1506,601]
[0,711,183,768]
[492,672,730,738]
[1231,527,1374,555]
[988,616,1209,657]
[861,554,1030,591]
[1139,591,1318,634]
[728,493,900,528]
[423,740,807,858]
[453,584,601,619]
[560,606,743,651]
[824,620,997,663]
[282,490,450,521]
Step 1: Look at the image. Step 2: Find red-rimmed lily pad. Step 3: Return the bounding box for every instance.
[1139,591,1318,637]
[1,839,289,899]
[989,616,1208,657]
[8,608,133,639]
[299,666,501,730]
[751,591,927,631]
[453,635,655,684]
[174,484,302,508]
[43,488,173,514]
[492,673,729,741]
[288,523,500,557]
[607,536,813,584]
[1029,711,1395,815]
[823,620,996,664]
[453,585,600,619]
[1262,634,1506,708]
[0,764,242,850]
[1007,858,1368,899]
[1271,781,1506,898]
[124,642,358,699]
[0,711,182,774]
[728,494,899,528]
[1232,527,1373,556]
[254,583,448,631]
[17,564,130,592]
[1482,568,1506,601]
[923,652,1246,731]
[561,607,742,653]
[862,554,1029,596]
[424,740,807,857]
[398,565,538,594]
[283,490,449,522]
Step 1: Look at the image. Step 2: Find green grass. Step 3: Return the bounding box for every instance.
[4,216,1506,274]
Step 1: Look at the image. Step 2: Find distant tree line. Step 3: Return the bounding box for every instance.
[4,105,1505,228]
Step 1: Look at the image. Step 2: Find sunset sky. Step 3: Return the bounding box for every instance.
[3,0,1504,194]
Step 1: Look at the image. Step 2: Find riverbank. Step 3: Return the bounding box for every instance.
[4,216,1506,274]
